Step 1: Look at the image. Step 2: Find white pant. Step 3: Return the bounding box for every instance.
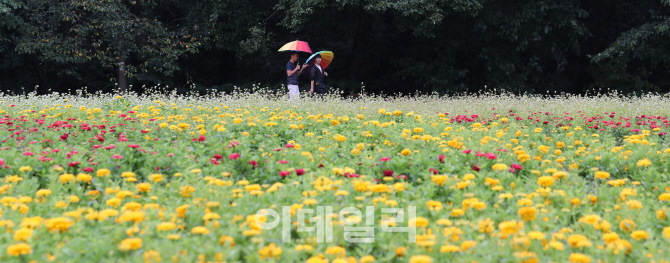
[288,85,300,100]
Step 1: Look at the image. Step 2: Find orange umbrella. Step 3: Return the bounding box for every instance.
[278,40,312,53]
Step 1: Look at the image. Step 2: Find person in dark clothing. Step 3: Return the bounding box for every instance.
[309,55,328,96]
[286,52,305,100]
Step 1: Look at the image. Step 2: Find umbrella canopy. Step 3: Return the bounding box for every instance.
[278,40,312,53]
[305,51,334,70]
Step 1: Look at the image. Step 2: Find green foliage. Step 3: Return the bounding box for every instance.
[1,0,670,95]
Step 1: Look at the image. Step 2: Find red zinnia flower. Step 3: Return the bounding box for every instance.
[296,168,305,176]
[383,170,394,177]
[229,153,241,160]
[279,171,291,177]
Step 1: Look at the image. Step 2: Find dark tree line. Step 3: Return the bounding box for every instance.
[1,0,670,96]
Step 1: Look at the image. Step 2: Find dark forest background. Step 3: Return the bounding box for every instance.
[2,0,670,96]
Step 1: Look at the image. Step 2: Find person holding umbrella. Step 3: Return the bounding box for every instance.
[286,52,305,100]
[310,54,329,96]
[279,40,312,100]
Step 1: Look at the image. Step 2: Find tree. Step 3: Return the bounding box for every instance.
[7,0,203,93]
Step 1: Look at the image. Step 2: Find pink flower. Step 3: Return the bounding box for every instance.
[383,170,394,177]
[82,167,94,172]
[296,168,305,176]
[429,168,438,175]
[111,155,123,159]
[167,153,175,157]
[22,152,33,156]
[345,173,360,178]
[0,159,4,166]
[485,153,497,160]
[92,145,102,149]
[104,145,116,150]
[380,157,391,162]
[277,160,289,164]
[274,148,283,152]
[285,144,294,148]
[463,149,472,154]
[68,161,80,167]
[229,153,241,160]
[279,171,291,177]
[248,160,258,168]
[439,155,445,163]
[511,164,523,171]
[213,154,223,160]
[128,144,140,148]
[397,174,407,180]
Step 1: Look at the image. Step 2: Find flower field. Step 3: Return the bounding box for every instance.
[1,90,670,263]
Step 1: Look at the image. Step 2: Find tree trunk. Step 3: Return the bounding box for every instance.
[118,51,128,92]
[350,11,373,82]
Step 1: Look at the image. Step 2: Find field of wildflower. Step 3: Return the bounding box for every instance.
[1,89,670,263]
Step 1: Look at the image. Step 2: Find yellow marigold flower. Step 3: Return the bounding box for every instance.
[426,200,443,211]
[603,232,620,244]
[409,217,429,228]
[569,253,591,263]
[219,235,235,246]
[630,230,649,241]
[59,173,75,184]
[259,243,282,260]
[567,234,591,248]
[45,217,73,233]
[409,255,433,263]
[499,221,523,236]
[439,245,460,253]
[461,240,477,251]
[76,173,92,183]
[6,243,31,256]
[13,228,32,241]
[537,176,554,187]
[659,193,670,201]
[18,166,32,172]
[400,148,412,156]
[5,175,23,183]
[518,206,537,221]
[619,219,635,232]
[191,226,210,235]
[176,205,189,218]
[149,174,163,182]
[335,134,347,142]
[636,158,651,168]
[157,222,176,232]
[663,227,670,238]
[96,169,111,177]
[360,255,375,263]
[594,171,610,180]
[492,163,508,172]
[117,211,145,224]
[35,189,52,198]
[136,183,151,193]
[121,172,135,178]
[190,169,202,174]
[180,185,195,197]
[118,237,142,251]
